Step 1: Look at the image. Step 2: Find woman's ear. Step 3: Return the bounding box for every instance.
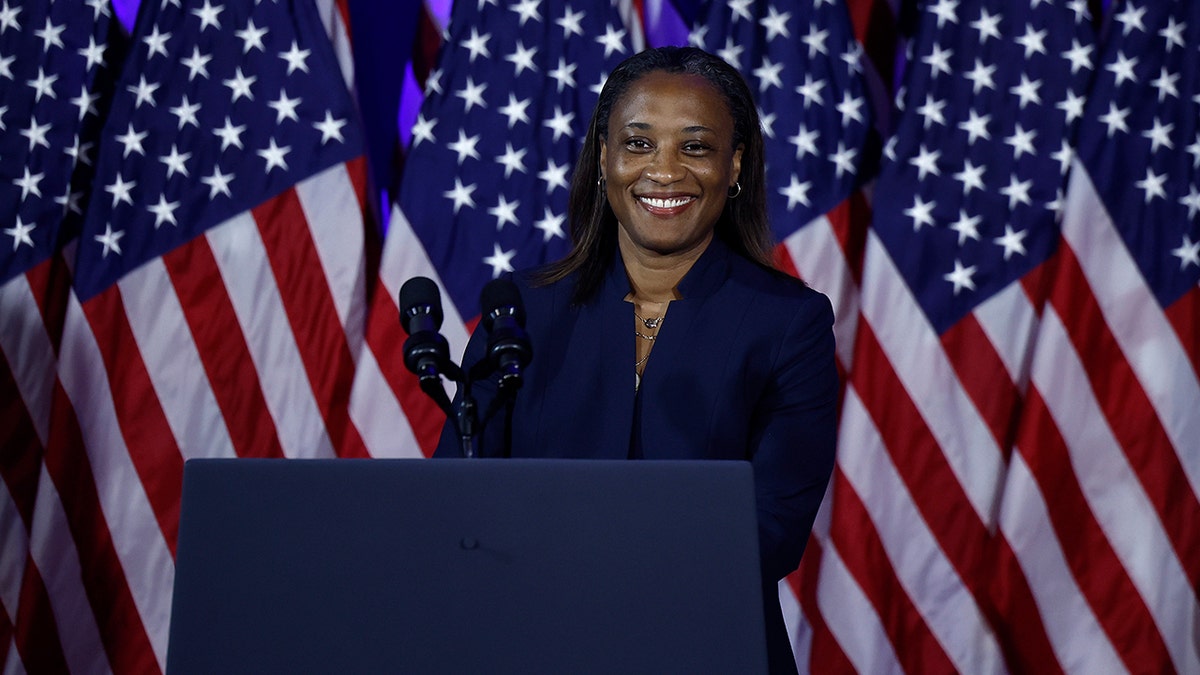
[731,143,744,189]
[598,136,607,180]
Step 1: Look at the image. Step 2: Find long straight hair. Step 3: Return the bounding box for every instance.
[533,46,773,305]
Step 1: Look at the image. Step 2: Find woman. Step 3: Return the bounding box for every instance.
[436,46,838,673]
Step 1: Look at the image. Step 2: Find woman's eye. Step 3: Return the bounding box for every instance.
[625,138,651,151]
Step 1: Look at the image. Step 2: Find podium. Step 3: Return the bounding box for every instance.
[166,458,768,673]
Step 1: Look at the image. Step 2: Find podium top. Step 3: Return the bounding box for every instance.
[167,457,767,674]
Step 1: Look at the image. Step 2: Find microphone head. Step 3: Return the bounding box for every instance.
[480,278,525,330]
[399,276,444,333]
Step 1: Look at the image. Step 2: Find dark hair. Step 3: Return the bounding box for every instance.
[533,46,773,304]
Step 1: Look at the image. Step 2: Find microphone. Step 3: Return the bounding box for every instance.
[399,277,453,385]
[478,278,532,389]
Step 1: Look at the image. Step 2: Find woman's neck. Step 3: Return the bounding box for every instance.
[619,231,710,302]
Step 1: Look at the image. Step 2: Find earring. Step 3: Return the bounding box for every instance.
[727,182,742,199]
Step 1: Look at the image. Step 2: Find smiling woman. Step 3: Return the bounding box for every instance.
[436,46,839,675]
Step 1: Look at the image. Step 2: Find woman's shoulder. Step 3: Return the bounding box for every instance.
[725,253,830,312]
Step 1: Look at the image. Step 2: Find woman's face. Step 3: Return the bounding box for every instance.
[600,71,743,261]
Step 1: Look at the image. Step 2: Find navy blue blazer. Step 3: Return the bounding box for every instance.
[436,237,839,584]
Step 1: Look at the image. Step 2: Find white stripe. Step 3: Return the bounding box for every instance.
[857,231,1003,522]
[58,296,174,669]
[838,386,1005,675]
[972,277,1039,390]
[815,527,903,675]
[779,580,808,672]
[206,212,337,460]
[348,344,424,458]
[2,640,27,675]
[784,214,861,369]
[116,259,237,461]
[0,276,56,445]
[28,468,112,675]
[1062,163,1200,485]
[1033,306,1200,674]
[997,450,1126,675]
[315,0,355,92]
[0,478,26,633]
[294,164,368,358]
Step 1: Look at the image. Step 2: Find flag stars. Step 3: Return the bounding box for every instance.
[1178,186,1200,220]
[1187,135,1200,169]
[201,167,234,199]
[148,195,180,228]
[949,210,981,245]
[94,224,125,258]
[27,67,58,102]
[728,0,754,22]
[498,94,531,128]
[1005,124,1037,159]
[963,59,995,94]
[916,94,946,129]
[506,41,538,76]
[455,76,488,111]
[534,207,565,241]
[795,73,826,108]
[759,6,791,40]
[1173,235,1200,269]
[829,142,858,179]
[14,167,44,200]
[595,25,626,59]
[548,58,577,93]
[1000,175,1033,209]
[801,25,829,58]
[1114,2,1146,36]
[1142,118,1174,153]
[836,91,865,125]
[160,144,191,178]
[495,143,528,177]
[1159,17,1186,52]
[20,119,51,151]
[1057,90,1086,124]
[909,144,941,180]
[1061,39,1093,75]
[444,178,477,213]
[555,7,585,38]
[543,106,575,142]
[1150,67,1179,102]
[718,37,744,70]
[921,43,953,79]
[447,130,482,164]
[1099,102,1130,137]
[105,174,136,208]
[1014,25,1047,58]
[169,95,201,130]
[411,113,436,147]
[235,19,268,54]
[970,8,1001,43]
[1106,51,1139,86]
[789,125,819,159]
[483,243,516,278]
[1009,74,1042,109]
[223,67,256,102]
[752,57,784,92]
[929,0,958,28]
[182,46,212,80]
[488,195,520,230]
[257,138,291,172]
[127,75,160,108]
[943,259,977,295]
[279,41,311,74]
[904,195,936,231]
[953,160,986,195]
[268,90,302,123]
[34,17,65,51]
[958,109,991,143]
[78,35,106,70]
[538,160,569,194]
[314,111,346,144]
[0,53,13,79]
[4,218,34,251]
[116,123,148,158]
[1135,168,1167,204]
[461,27,491,63]
[510,0,541,26]
[214,116,247,151]
[0,0,20,33]
[143,25,171,59]
[191,0,224,31]
[994,226,1028,260]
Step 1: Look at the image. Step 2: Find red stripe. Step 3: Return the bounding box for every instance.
[252,187,369,457]
[80,287,183,552]
[789,538,856,674]
[1016,387,1175,674]
[365,277,446,457]
[1163,285,1200,383]
[828,470,956,673]
[824,191,870,285]
[411,4,442,86]
[986,534,1064,675]
[851,321,995,602]
[0,351,42,527]
[162,237,286,459]
[940,313,1020,457]
[43,381,161,675]
[12,555,70,675]
[0,600,10,671]
[21,257,73,354]
[1050,244,1200,588]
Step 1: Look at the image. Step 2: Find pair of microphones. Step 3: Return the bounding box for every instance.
[398,276,532,456]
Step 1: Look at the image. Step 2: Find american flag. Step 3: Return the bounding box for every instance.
[2,0,369,671]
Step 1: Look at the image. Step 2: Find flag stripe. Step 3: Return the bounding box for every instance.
[42,379,162,675]
[1031,306,1198,674]
[788,543,856,674]
[161,239,287,460]
[1016,385,1173,673]
[78,288,183,551]
[1163,289,1200,378]
[205,213,340,460]
[826,463,953,673]
[1047,243,1200,588]
[985,530,1065,675]
[252,187,368,458]
[939,314,1021,451]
